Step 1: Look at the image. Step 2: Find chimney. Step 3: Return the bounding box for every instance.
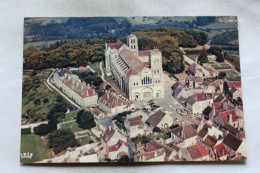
[87,83,90,88]
[86,90,89,97]
[228,114,232,125]
[222,149,224,157]
[107,93,109,99]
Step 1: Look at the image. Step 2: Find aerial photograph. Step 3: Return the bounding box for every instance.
[21,16,246,163]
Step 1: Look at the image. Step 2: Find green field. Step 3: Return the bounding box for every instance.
[62,110,80,122]
[60,121,83,133]
[20,134,52,163]
[76,136,94,146]
[22,71,58,122]
[89,62,101,76]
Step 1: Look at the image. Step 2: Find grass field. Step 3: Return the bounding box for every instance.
[20,134,52,163]
[89,62,102,76]
[60,121,83,133]
[22,71,59,121]
[62,110,80,122]
[76,136,94,146]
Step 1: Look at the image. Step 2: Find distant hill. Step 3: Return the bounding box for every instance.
[24,16,238,45]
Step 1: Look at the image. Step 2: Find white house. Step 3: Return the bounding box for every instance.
[108,139,129,160]
[125,116,146,138]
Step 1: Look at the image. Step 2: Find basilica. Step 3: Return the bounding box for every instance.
[105,34,164,101]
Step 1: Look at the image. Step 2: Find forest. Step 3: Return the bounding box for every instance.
[23,27,208,74]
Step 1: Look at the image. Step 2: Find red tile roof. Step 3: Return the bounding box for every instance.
[212,102,222,110]
[106,41,125,50]
[108,139,128,152]
[138,50,149,57]
[195,93,205,101]
[223,133,242,151]
[219,110,237,124]
[187,144,208,160]
[198,144,209,157]
[128,116,143,126]
[203,135,218,148]
[119,49,145,73]
[226,81,241,88]
[99,92,129,109]
[92,108,101,116]
[215,143,228,157]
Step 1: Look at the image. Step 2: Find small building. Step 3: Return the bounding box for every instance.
[108,139,129,160]
[125,116,146,138]
[214,143,228,161]
[98,91,134,117]
[145,141,180,161]
[180,144,210,161]
[171,124,197,148]
[185,93,213,115]
[134,148,166,162]
[222,133,246,158]
[146,110,173,129]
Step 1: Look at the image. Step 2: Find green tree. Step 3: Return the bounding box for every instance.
[76,110,96,129]
[33,99,41,105]
[198,47,208,64]
[48,129,78,154]
[43,97,49,103]
[118,155,131,162]
[202,106,212,120]
[153,127,161,132]
[218,72,226,79]
[34,124,50,136]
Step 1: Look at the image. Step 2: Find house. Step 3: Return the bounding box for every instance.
[229,87,242,100]
[185,76,203,89]
[186,63,211,77]
[108,139,129,160]
[197,123,223,143]
[92,108,105,120]
[134,148,166,162]
[171,124,197,148]
[185,93,213,114]
[125,116,146,138]
[214,109,240,129]
[214,143,228,160]
[201,135,218,158]
[145,141,180,161]
[222,133,246,158]
[146,110,173,128]
[180,144,210,161]
[100,126,127,149]
[98,91,134,116]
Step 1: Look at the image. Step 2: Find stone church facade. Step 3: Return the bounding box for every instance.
[105,34,164,101]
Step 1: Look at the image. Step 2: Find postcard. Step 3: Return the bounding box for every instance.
[21,16,246,163]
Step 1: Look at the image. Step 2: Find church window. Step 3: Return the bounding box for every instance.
[157,70,159,73]
[150,79,152,84]
[134,83,135,86]
[134,45,135,49]
[131,45,133,49]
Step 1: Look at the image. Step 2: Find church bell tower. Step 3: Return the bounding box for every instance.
[127,34,138,57]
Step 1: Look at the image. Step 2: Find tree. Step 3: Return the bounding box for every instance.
[169,124,179,129]
[43,97,49,103]
[34,99,41,105]
[118,155,131,162]
[218,72,226,79]
[48,129,78,154]
[56,95,63,102]
[105,84,111,90]
[198,47,208,64]
[202,106,212,120]
[34,124,50,136]
[48,118,58,132]
[76,110,96,129]
[21,128,31,134]
[153,127,161,132]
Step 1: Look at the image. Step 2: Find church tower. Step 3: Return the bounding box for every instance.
[127,34,138,57]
